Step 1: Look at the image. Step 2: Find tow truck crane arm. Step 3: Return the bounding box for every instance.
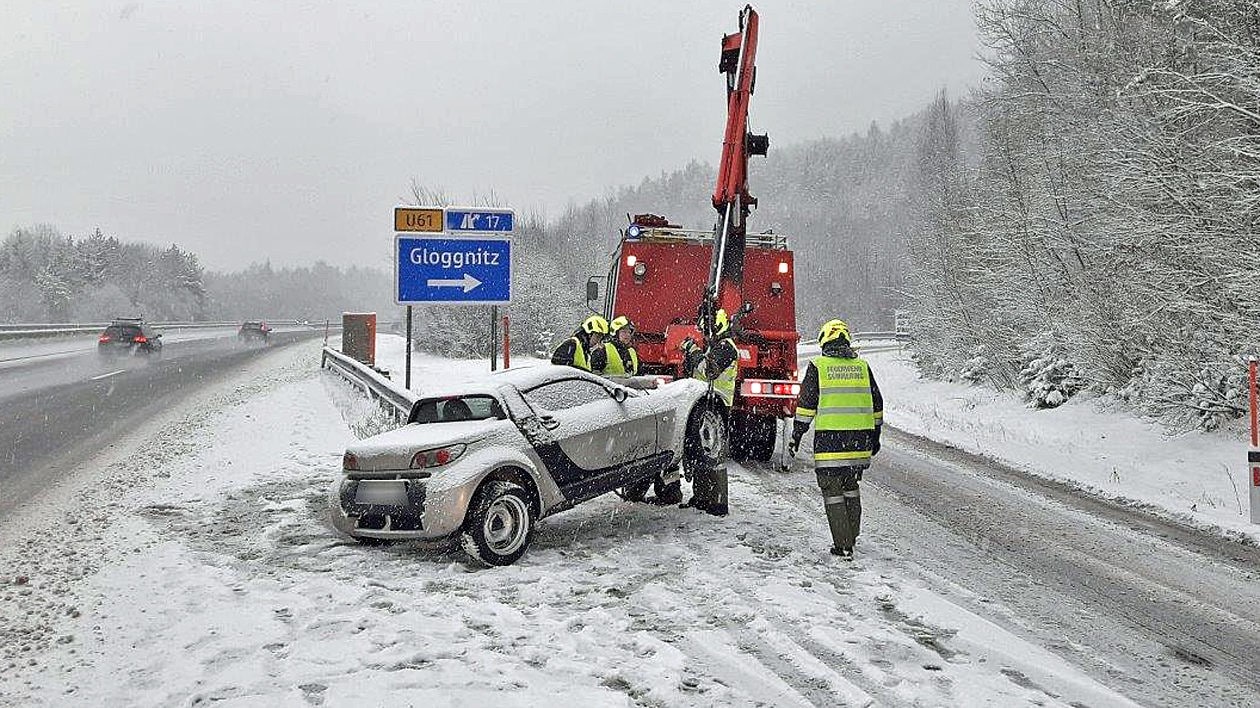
[702,4,769,338]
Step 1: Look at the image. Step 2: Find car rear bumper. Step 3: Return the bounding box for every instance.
[328,473,478,541]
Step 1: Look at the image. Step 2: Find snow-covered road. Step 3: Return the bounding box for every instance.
[1,342,1256,706]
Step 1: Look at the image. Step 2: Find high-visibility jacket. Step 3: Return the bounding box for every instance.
[794,354,883,471]
[690,337,738,407]
[552,336,591,372]
[603,342,639,376]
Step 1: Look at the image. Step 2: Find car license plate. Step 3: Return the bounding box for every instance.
[355,480,408,506]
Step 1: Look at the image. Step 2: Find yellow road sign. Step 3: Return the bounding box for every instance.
[395,207,444,233]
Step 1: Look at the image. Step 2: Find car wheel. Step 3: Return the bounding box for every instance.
[685,404,726,469]
[460,481,534,567]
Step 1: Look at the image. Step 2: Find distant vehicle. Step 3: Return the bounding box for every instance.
[238,321,271,343]
[97,318,163,357]
[330,365,720,566]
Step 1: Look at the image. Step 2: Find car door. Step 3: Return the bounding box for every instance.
[519,377,659,501]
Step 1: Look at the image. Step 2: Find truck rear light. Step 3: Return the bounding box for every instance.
[741,379,800,399]
[633,262,647,279]
[778,261,789,274]
[626,255,637,267]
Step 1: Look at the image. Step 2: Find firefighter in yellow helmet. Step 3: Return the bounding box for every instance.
[678,307,740,516]
[788,319,884,560]
[603,315,640,376]
[551,315,609,372]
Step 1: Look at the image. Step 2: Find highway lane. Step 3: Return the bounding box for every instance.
[0,329,326,516]
[765,427,1260,707]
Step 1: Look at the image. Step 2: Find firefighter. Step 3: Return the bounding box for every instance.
[551,315,609,372]
[678,308,739,516]
[787,319,883,560]
[603,315,640,376]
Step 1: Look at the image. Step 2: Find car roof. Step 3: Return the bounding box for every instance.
[412,365,606,401]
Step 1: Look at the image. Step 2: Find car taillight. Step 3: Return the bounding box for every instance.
[410,443,467,469]
[98,335,111,343]
[133,335,147,343]
[342,452,359,470]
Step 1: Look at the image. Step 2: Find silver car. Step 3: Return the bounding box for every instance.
[330,365,725,565]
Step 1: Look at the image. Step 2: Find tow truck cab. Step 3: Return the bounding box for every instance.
[589,217,799,461]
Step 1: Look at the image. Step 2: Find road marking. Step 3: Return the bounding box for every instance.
[90,369,126,381]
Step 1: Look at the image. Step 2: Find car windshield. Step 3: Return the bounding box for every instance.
[408,395,505,424]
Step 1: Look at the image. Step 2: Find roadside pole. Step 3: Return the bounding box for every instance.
[1249,357,1259,524]
[502,315,511,369]
[405,305,413,390]
[490,305,498,372]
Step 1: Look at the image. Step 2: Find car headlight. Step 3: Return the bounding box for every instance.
[410,443,467,469]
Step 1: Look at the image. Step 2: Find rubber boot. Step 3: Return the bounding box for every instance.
[684,462,728,516]
[651,479,683,506]
[818,472,856,552]
[706,464,728,516]
[844,489,861,540]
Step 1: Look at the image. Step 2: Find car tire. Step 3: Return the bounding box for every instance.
[684,403,727,469]
[460,481,535,567]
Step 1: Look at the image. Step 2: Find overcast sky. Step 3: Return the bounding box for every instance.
[1,1,984,271]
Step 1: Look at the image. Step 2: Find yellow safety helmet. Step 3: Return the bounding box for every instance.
[713,308,730,336]
[818,318,850,346]
[610,315,633,333]
[582,315,610,335]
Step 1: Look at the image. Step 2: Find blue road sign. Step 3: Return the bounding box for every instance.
[395,235,512,305]
[445,208,514,234]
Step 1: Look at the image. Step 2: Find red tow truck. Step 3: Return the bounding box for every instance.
[588,5,799,461]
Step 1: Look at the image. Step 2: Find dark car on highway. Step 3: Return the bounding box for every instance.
[97,318,163,357]
[238,321,271,343]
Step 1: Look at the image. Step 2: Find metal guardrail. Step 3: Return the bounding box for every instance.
[0,319,331,342]
[320,346,416,419]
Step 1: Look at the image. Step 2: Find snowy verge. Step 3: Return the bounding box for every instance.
[866,348,1259,545]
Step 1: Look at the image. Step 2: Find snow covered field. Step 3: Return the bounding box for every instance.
[0,338,1141,706]
[862,348,1260,545]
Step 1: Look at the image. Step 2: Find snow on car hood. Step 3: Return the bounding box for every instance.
[346,419,516,472]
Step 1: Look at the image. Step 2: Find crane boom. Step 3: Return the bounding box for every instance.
[703,4,769,337]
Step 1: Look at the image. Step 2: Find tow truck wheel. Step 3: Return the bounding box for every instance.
[748,414,777,462]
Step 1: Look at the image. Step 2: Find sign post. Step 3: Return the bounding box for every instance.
[1249,357,1259,524]
[394,205,514,380]
[405,305,413,390]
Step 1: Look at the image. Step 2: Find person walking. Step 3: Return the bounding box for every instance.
[788,319,883,560]
[551,315,609,372]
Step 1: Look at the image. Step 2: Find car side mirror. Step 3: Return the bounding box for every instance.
[610,387,628,403]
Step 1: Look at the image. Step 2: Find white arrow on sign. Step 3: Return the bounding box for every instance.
[427,273,483,293]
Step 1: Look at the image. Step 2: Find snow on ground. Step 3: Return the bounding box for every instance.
[863,346,1260,544]
[0,336,1138,706]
